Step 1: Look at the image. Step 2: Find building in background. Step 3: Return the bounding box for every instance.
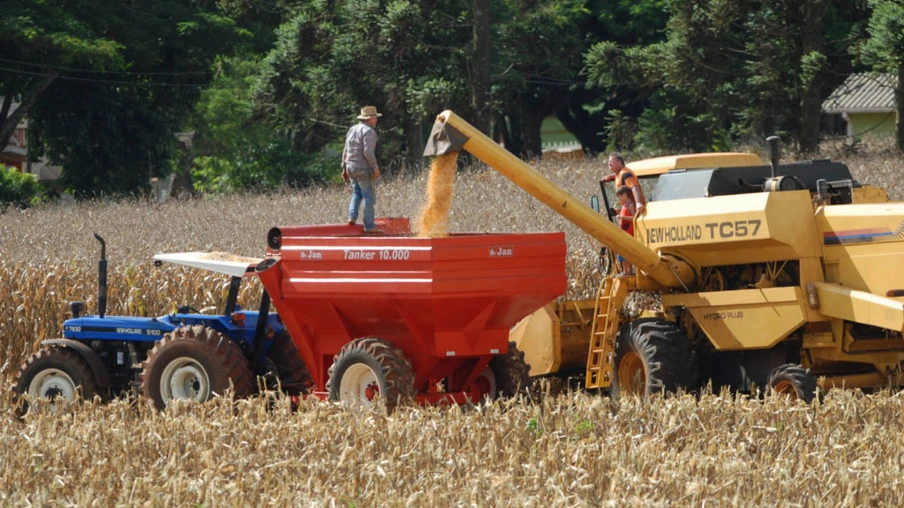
[822,73,897,142]
[1,99,62,180]
[540,116,582,157]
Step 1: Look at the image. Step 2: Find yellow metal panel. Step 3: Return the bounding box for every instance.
[664,287,806,350]
[636,190,822,265]
[509,303,560,376]
[800,257,829,322]
[626,153,763,178]
[557,300,595,372]
[812,281,904,332]
[852,185,888,204]
[802,332,835,348]
[664,286,800,307]
[816,203,904,294]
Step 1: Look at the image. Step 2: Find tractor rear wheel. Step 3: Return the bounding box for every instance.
[327,337,415,410]
[139,325,253,410]
[12,346,99,413]
[489,341,532,398]
[264,330,312,395]
[767,363,817,402]
[612,318,698,398]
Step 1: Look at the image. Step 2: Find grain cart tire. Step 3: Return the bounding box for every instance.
[472,368,498,401]
[12,346,99,413]
[139,325,253,410]
[327,337,415,410]
[489,341,532,398]
[612,318,698,398]
[766,364,817,403]
[265,330,313,395]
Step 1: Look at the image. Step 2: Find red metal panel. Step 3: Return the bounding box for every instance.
[258,221,567,393]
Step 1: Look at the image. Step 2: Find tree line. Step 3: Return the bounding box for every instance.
[1,0,901,200]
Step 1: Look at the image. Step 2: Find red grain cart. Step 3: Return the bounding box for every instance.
[255,218,566,406]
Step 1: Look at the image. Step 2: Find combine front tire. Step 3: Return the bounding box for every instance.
[767,363,817,403]
[612,318,698,398]
[327,337,415,410]
[12,346,99,412]
[139,325,253,410]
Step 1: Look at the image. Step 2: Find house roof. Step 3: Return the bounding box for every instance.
[823,73,896,114]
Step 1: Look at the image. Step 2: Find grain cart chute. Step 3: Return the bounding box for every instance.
[424,109,904,401]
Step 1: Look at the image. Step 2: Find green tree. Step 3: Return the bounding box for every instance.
[189,55,338,193]
[1,1,243,197]
[559,0,670,155]
[256,1,472,173]
[584,0,867,153]
[857,0,904,152]
[0,0,123,146]
[0,165,44,208]
[489,0,591,157]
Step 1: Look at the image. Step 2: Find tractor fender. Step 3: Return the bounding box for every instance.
[41,339,112,388]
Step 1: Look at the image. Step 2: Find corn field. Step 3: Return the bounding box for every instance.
[1,146,903,505]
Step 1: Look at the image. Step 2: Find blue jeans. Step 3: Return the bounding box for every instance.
[348,169,376,230]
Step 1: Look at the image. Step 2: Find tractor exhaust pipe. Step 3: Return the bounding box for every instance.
[767,135,781,179]
[94,233,107,318]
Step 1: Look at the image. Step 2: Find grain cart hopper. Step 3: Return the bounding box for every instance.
[13,235,310,412]
[425,109,904,401]
[255,218,566,406]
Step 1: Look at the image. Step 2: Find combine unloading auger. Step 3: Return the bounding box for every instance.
[424,109,697,290]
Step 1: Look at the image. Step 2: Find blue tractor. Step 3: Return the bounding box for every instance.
[12,234,310,411]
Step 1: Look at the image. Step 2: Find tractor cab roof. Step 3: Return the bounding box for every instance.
[153,252,262,278]
[627,153,764,178]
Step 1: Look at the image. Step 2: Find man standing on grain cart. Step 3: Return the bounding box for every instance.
[601,152,646,215]
[342,106,382,233]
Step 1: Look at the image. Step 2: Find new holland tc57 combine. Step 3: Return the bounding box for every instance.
[426,110,904,402]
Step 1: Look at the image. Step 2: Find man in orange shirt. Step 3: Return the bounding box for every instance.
[601,152,646,215]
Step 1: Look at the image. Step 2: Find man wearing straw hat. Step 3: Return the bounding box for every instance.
[342,105,382,233]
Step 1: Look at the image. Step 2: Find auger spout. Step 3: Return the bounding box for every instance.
[424,109,695,289]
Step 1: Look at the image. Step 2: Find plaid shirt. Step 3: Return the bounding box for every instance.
[342,122,378,172]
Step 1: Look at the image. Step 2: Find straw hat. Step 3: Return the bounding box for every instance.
[357,105,383,120]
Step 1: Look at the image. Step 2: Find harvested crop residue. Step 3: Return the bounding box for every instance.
[416,152,459,237]
[200,252,262,264]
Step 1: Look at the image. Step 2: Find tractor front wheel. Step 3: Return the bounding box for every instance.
[139,325,253,410]
[767,363,817,402]
[327,337,415,410]
[612,318,698,398]
[12,346,99,412]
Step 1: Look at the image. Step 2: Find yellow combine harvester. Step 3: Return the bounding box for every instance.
[425,110,902,401]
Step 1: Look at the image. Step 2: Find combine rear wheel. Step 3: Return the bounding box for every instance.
[767,364,817,402]
[327,337,415,410]
[263,330,312,395]
[13,346,99,412]
[139,325,253,410]
[611,318,698,398]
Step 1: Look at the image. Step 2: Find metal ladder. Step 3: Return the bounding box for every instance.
[585,276,625,389]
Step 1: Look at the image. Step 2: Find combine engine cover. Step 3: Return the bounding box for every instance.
[637,190,823,266]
